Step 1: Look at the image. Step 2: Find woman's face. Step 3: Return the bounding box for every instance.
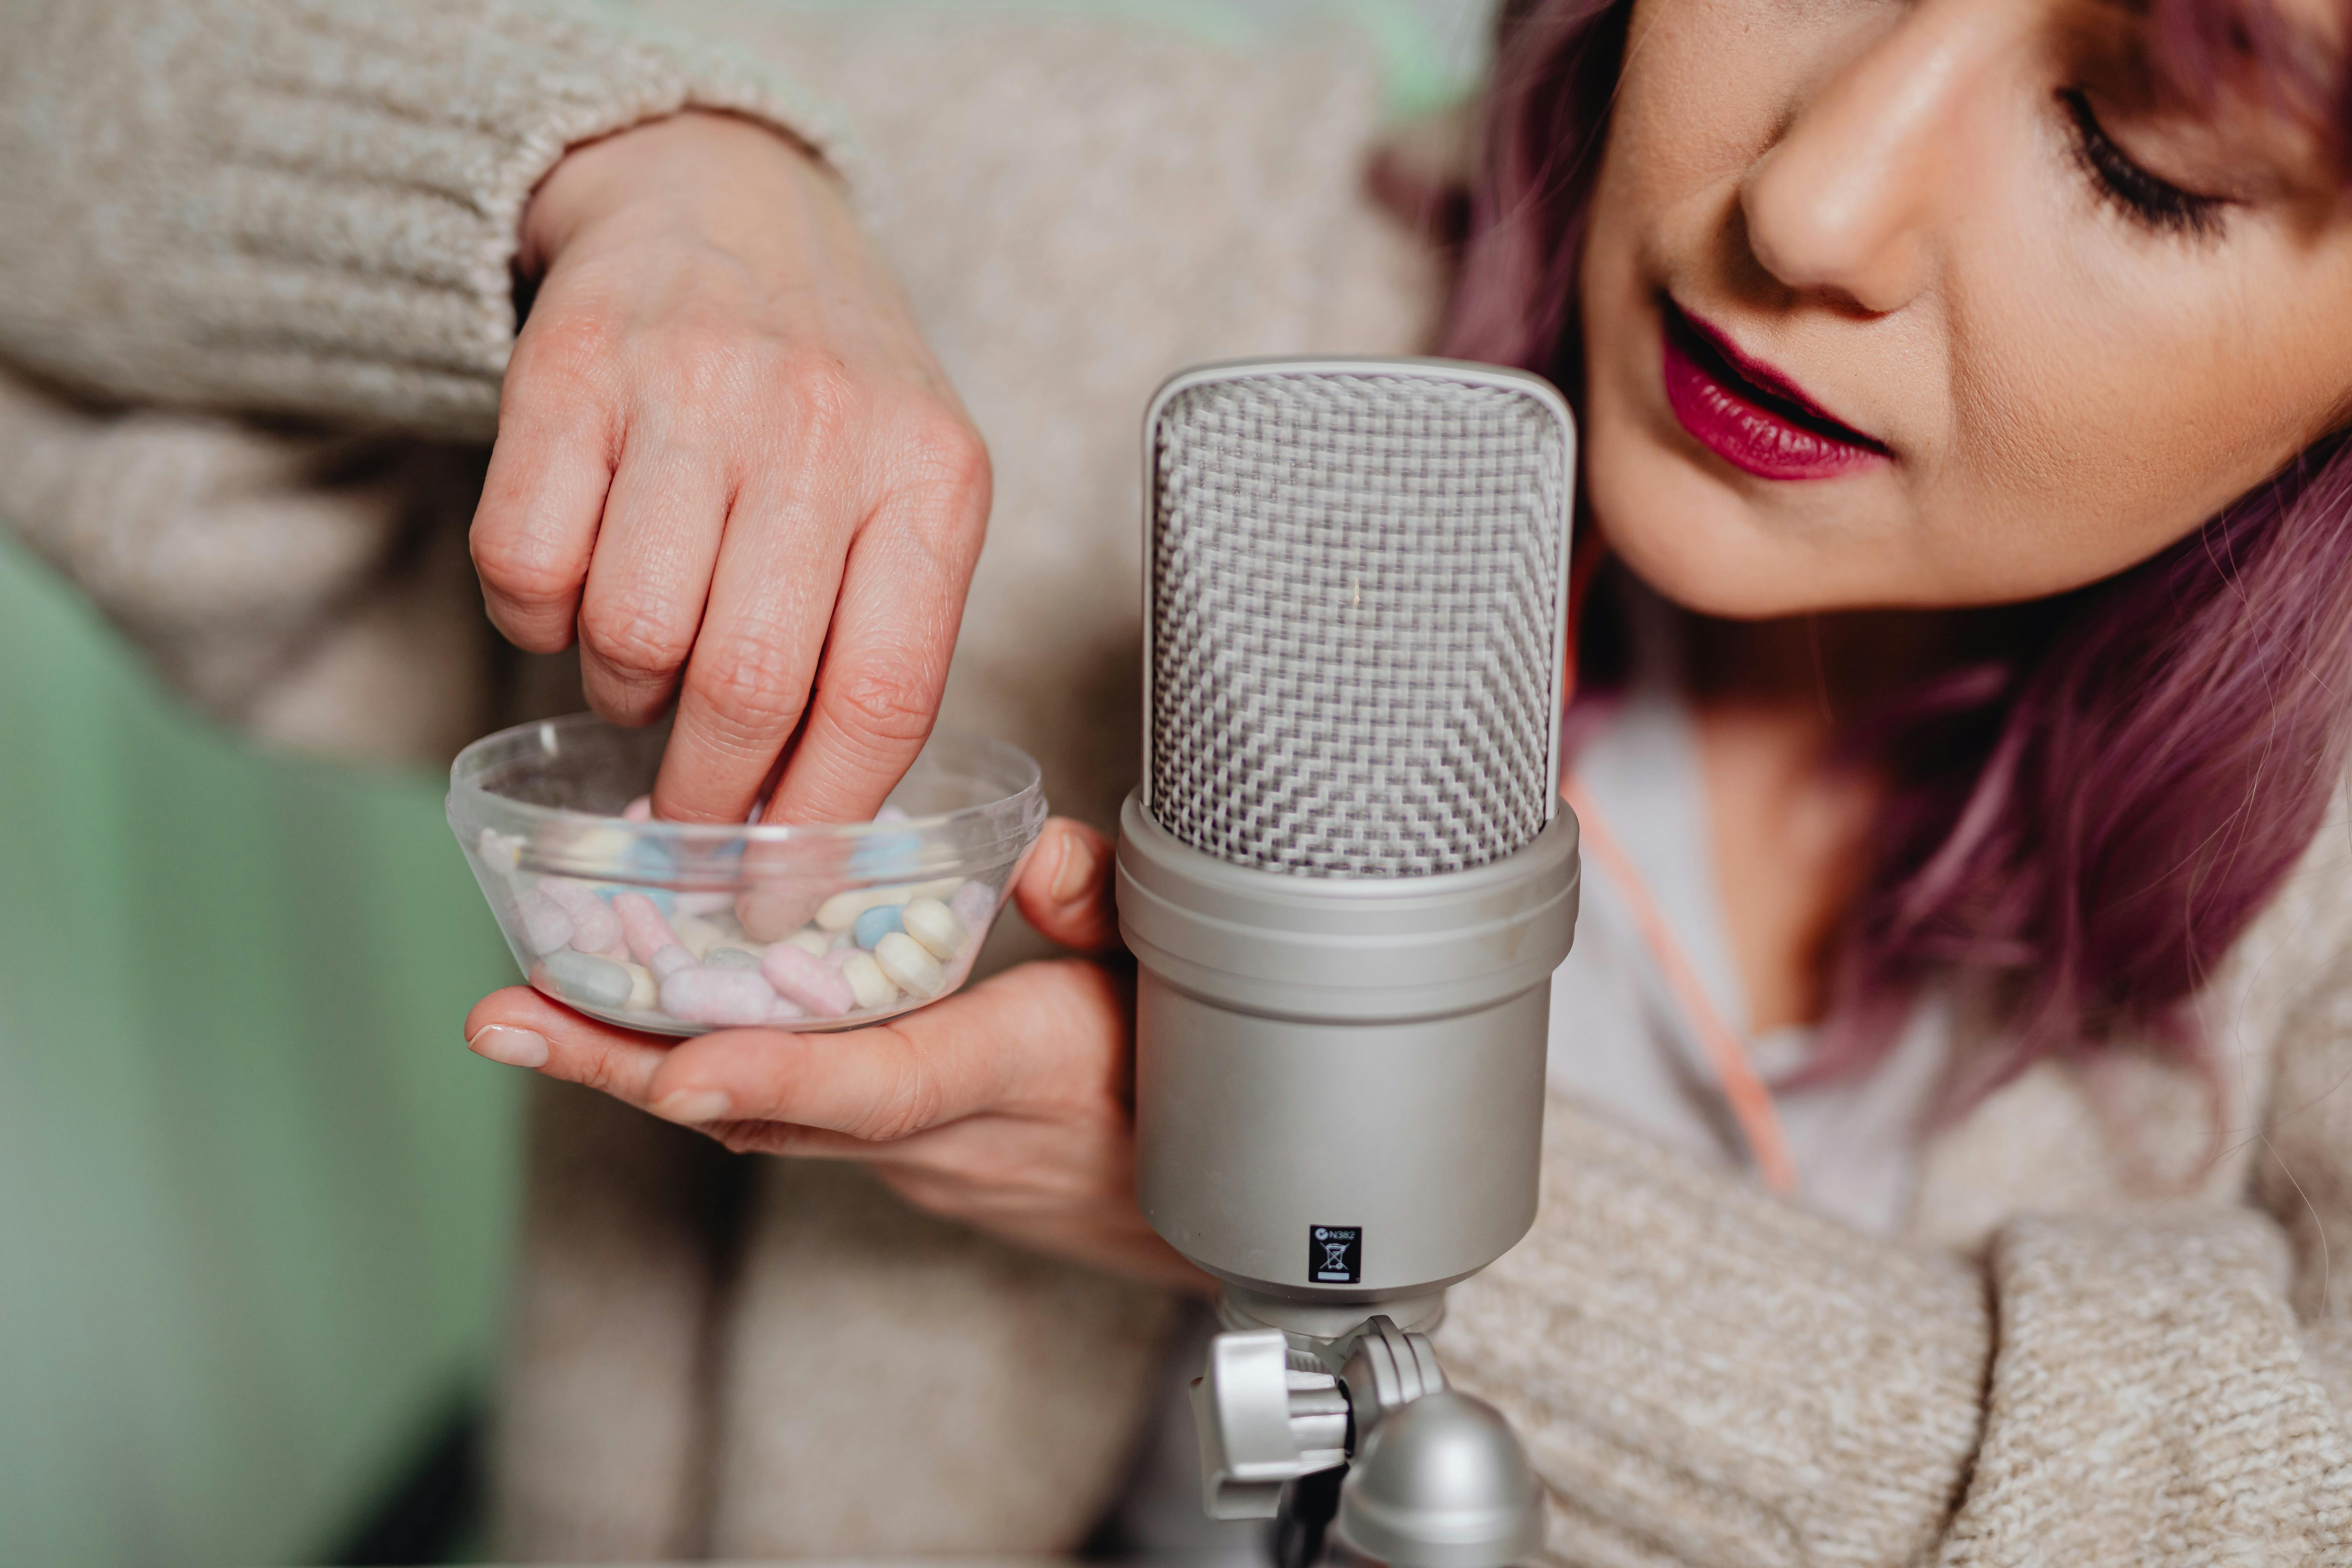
[1579,0,2352,614]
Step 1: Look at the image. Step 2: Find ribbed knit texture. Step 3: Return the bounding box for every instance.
[0,0,842,437]
[1,3,2346,1561]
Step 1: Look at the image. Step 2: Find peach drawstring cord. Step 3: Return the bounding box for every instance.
[1561,776,1799,1196]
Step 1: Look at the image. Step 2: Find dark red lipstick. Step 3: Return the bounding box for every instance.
[1660,300,1887,481]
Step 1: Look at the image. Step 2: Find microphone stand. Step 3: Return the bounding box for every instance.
[1191,1300,1543,1568]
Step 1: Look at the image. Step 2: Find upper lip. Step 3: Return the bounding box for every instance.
[1665,300,1887,453]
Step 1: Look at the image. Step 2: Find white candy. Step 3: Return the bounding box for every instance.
[623,962,658,1010]
[658,965,779,1027]
[874,931,945,998]
[815,877,966,931]
[670,913,726,958]
[899,897,966,961]
[840,951,897,1010]
[784,929,832,957]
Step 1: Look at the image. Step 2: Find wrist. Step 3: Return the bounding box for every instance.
[518,109,828,276]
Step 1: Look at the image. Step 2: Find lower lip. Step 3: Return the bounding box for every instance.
[1660,315,1884,482]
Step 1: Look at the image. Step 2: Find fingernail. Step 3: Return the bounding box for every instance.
[1049,832,1097,904]
[651,1089,733,1125]
[467,1025,549,1069]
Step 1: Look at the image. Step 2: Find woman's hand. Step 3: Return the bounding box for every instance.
[462,819,1209,1293]
[471,111,989,826]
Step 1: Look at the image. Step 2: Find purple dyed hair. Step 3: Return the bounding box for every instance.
[1444,0,2352,1092]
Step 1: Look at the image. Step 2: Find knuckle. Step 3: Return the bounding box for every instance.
[905,407,992,500]
[778,355,861,446]
[827,658,936,746]
[579,589,693,681]
[469,522,579,612]
[690,633,808,737]
[510,307,620,395]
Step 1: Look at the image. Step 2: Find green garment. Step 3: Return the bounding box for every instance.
[0,539,521,1567]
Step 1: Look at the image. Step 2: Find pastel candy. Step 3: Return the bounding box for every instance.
[622,795,653,822]
[612,892,681,966]
[815,877,965,931]
[559,824,638,864]
[541,879,622,954]
[542,950,631,1009]
[850,828,924,878]
[762,943,856,1016]
[839,951,896,1010]
[670,913,726,958]
[768,996,809,1025]
[784,929,832,957]
[875,804,911,822]
[704,946,762,971]
[853,903,905,950]
[899,897,965,961]
[649,944,697,981]
[874,931,945,998]
[947,880,996,933]
[515,889,573,955]
[623,962,658,1010]
[658,965,779,1027]
[737,879,828,941]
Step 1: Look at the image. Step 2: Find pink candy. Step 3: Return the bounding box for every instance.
[649,943,697,981]
[761,941,856,1017]
[541,878,623,955]
[657,964,780,1027]
[612,892,681,966]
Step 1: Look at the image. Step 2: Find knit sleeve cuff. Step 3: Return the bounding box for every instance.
[1439,1096,1993,1566]
[0,0,854,438]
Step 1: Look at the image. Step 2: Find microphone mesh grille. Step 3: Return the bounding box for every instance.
[1147,368,1570,877]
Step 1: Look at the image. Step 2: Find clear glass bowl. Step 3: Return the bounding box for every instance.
[447,716,1046,1035]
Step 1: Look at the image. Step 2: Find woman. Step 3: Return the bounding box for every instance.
[471,0,2352,1557]
[6,0,2346,1561]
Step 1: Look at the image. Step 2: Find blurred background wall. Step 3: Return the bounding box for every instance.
[0,2,1496,1562]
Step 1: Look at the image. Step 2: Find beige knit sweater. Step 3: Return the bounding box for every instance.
[2,2,2345,1563]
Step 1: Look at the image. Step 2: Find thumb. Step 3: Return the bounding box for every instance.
[1014,817,1121,954]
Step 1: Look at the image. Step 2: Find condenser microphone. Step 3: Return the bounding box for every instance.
[1113,358,1581,1565]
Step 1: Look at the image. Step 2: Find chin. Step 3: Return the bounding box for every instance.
[1583,435,1824,618]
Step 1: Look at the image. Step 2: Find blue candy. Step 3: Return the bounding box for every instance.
[850,829,924,879]
[853,903,906,950]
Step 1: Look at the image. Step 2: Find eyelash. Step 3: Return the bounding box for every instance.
[2059,88,2226,240]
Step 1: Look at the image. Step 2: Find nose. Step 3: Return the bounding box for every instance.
[1741,0,1995,314]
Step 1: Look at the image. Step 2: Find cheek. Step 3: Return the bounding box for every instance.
[1935,227,2352,594]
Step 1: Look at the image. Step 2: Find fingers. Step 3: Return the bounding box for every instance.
[757,411,989,826]
[652,435,850,825]
[463,985,673,1107]
[1015,818,1122,954]
[640,957,1128,1137]
[468,316,623,654]
[574,428,733,729]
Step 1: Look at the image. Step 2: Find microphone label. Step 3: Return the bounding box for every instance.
[1309,1225,1363,1284]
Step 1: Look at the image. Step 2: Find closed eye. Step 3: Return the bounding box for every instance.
[2059,88,2228,240]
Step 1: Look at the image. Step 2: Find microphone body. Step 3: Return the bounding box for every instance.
[1113,359,1579,1556]
[1118,355,1580,1321]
